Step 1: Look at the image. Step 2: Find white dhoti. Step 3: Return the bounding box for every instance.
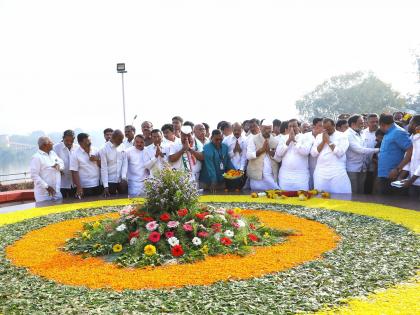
[128,180,145,197]
[250,155,279,191]
[278,169,309,191]
[314,169,351,194]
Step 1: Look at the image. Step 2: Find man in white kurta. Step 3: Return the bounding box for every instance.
[276,119,314,191]
[144,129,170,176]
[222,122,247,171]
[311,118,352,194]
[30,137,64,202]
[122,135,149,196]
[169,125,204,183]
[308,118,324,189]
[99,130,127,196]
[53,130,79,198]
[402,116,420,197]
[247,120,280,191]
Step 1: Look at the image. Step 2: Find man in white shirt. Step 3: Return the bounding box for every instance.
[99,130,127,197]
[162,123,181,146]
[402,115,420,198]
[172,116,184,138]
[276,119,314,191]
[345,115,379,194]
[311,118,352,194]
[30,136,64,202]
[70,133,102,198]
[122,134,149,197]
[361,113,379,193]
[247,119,280,191]
[53,130,78,198]
[145,129,170,176]
[169,125,204,182]
[222,122,247,171]
[309,118,323,189]
[194,123,210,146]
[103,128,113,143]
[123,125,136,149]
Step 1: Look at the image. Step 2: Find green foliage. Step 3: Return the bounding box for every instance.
[296,71,406,121]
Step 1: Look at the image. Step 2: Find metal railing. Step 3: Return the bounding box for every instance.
[0,171,32,184]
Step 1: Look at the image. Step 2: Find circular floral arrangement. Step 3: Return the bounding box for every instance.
[0,196,419,314]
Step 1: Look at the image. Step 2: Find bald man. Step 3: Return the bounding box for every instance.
[30,136,64,202]
[99,130,127,196]
[246,119,280,190]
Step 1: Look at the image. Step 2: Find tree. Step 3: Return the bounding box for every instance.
[295,72,405,121]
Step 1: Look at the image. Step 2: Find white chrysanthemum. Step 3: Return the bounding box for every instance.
[214,208,226,215]
[116,224,126,232]
[130,237,138,245]
[214,233,221,241]
[224,230,234,237]
[168,237,180,247]
[192,237,202,246]
[237,220,246,228]
[218,215,227,222]
[204,215,214,220]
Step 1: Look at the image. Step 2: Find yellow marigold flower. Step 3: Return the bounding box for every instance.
[199,244,209,255]
[92,221,101,229]
[233,207,241,214]
[144,244,156,256]
[112,244,123,253]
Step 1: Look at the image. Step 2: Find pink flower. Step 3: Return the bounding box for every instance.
[197,231,209,238]
[148,231,161,243]
[145,221,159,231]
[232,222,240,229]
[165,231,175,238]
[167,221,179,228]
[183,224,193,232]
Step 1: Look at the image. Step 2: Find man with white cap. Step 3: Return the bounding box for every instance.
[275,119,314,190]
[246,118,281,190]
[169,125,204,182]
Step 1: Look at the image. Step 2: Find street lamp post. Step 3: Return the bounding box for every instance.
[117,63,127,127]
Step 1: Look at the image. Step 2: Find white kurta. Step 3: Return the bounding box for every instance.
[308,133,318,189]
[122,146,149,196]
[362,128,377,172]
[99,141,125,188]
[169,139,203,182]
[53,142,79,189]
[144,143,170,175]
[345,128,378,172]
[30,150,64,202]
[247,138,280,191]
[404,134,420,186]
[311,131,351,194]
[276,133,313,190]
[69,147,101,188]
[123,138,134,149]
[222,134,247,171]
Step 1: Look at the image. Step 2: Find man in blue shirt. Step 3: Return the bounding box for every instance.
[377,114,412,194]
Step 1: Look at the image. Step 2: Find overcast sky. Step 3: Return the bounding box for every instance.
[1,0,419,135]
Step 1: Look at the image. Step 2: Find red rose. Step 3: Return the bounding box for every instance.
[160,213,171,222]
[212,223,222,232]
[248,233,259,242]
[143,216,154,222]
[165,231,175,239]
[129,230,140,241]
[148,231,161,243]
[249,223,256,230]
[171,245,184,257]
[197,231,209,238]
[227,209,235,215]
[177,208,188,217]
[220,237,232,246]
[195,212,209,220]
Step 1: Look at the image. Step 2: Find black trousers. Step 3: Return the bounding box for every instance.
[376,178,408,196]
[364,171,375,194]
[108,182,128,195]
[60,187,76,198]
[83,185,103,197]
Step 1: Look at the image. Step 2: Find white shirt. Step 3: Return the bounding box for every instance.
[311,131,349,177]
[123,138,134,149]
[121,146,149,183]
[196,137,210,147]
[144,143,170,173]
[70,146,101,188]
[53,142,79,189]
[222,135,247,171]
[162,137,182,146]
[345,128,378,172]
[404,134,420,186]
[275,132,313,172]
[169,138,203,175]
[30,150,64,201]
[99,141,125,187]
[362,128,377,171]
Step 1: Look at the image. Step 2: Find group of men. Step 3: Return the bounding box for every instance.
[30,113,420,202]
